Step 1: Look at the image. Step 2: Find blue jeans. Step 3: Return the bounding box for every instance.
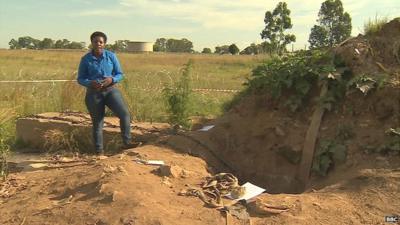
[85,88,131,152]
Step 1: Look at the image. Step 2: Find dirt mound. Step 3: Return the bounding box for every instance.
[1,146,225,225]
[16,112,171,153]
[334,18,400,83]
[167,86,399,193]
[165,19,400,194]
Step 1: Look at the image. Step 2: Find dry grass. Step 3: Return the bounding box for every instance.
[0,108,15,179]
[0,50,265,121]
[364,16,388,36]
[43,129,79,153]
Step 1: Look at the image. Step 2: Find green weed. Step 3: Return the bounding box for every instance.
[312,140,347,176]
[163,60,193,129]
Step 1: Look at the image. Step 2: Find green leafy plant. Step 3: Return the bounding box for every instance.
[366,128,400,155]
[336,124,355,141]
[312,140,347,176]
[248,50,336,112]
[163,60,193,129]
[312,124,352,176]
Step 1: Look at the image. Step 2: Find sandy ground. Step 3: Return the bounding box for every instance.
[1,142,399,225]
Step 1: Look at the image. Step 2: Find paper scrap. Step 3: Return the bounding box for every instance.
[29,163,48,169]
[146,160,165,165]
[198,125,215,131]
[240,182,265,201]
[134,159,165,166]
[227,182,265,201]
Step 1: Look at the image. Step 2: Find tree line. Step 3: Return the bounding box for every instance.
[153,0,351,55]
[8,37,86,50]
[8,0,352,55]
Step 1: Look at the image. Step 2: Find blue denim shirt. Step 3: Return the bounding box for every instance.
[77,49,123,88]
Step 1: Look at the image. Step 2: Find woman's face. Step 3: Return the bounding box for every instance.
[91,36,105,53]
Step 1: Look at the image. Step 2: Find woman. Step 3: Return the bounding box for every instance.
[77,31,137,155]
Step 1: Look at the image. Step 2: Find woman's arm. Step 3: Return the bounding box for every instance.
[111,53,124,83]
[77,57,91,87]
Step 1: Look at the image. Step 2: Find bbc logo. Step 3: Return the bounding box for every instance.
[385,215,399,223]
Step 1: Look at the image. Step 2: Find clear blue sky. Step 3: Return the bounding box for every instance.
[0,0,398,51]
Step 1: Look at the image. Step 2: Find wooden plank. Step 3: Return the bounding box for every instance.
[297,84,328,188]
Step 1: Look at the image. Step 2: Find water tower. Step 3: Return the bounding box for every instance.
[126,41,153,52]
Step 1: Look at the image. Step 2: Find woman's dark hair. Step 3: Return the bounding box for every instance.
[90,31,107,43]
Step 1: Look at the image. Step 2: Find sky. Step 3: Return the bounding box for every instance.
[0,0,398,51]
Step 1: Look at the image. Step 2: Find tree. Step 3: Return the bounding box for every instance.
[153,38,167,52]
[240,43,258,55]
[228,44,240,55]
[67,41,85,49]
[17,36,40,49]
[308,25,329,49]
[215,45,229,54]
[8,39,20,49]
[166,38,193,53]
[259,41,278,54]
[55,39,71,49]
[260,2,296,55]
[39,38,55,49]
[105,44,115,51]
[308,0,352,49]
[113,40,129,52]
[201,48,212,54]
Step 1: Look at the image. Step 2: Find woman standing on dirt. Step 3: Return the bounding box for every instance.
[77,31,137,155]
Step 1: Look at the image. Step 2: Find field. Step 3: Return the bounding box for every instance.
[0,49,265,122]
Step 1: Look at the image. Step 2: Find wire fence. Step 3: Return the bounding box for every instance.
[0,80,241,93]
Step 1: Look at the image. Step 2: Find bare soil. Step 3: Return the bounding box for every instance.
[1,141,399,225]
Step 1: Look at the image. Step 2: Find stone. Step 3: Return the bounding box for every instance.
[159,165,183,178]
[112,191,126,202]
[274,126,286,136]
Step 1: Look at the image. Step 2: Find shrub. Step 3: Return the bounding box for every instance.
[248,50,336,111]
[163,60,193,129]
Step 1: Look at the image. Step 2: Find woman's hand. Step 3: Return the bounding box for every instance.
[91,80,102,90]
[101,77,113,87]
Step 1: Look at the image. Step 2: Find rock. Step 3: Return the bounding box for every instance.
[98,155,108,160]
[161,177,172,187]
[60,157,74,162]
[274,126,286,136]
[120,216,136,225]
[112,191,126,202]
[99,183,113,195]
[276,146,301,164]
[247,198,289,215]
[94,219,109,225]
[312,202,322,210]
[117,166,128,175]
[159,165,183,178]
[29,163,48,169]
[180,169,191,178]
[103,165,117,173]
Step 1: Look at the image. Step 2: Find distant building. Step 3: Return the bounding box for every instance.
[126,41,153,52]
